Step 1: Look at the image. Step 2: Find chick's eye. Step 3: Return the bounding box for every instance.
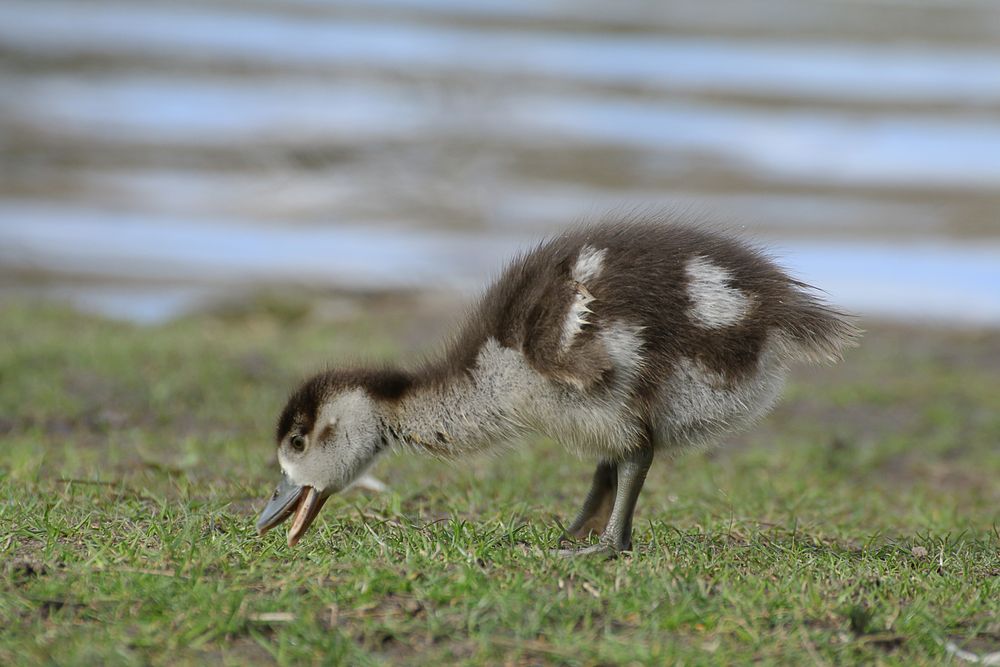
[289,434,306,452]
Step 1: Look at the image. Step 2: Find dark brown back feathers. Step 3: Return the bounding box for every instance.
[442,216,856,389]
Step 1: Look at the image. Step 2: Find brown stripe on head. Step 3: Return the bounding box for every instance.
[277,367,414,444]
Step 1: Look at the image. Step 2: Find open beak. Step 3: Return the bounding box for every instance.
[256,474,330,547]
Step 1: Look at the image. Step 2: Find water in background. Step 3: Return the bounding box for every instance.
[1,0,999,324]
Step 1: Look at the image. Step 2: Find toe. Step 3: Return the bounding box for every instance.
[554,543,620,559]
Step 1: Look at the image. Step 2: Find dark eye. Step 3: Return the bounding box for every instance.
[289,434,306,452]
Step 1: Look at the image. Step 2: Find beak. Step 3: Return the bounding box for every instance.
[256,475,330,547]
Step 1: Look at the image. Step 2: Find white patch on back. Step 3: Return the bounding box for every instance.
[572,245,607,283]
[560,245,607,350]
[560,283,595,351]
[685,256,751,329]
[601,321,645,376]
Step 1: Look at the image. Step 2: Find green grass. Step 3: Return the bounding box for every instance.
[2,296,999,665]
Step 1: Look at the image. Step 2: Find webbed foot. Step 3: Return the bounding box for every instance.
[554,541,623,559]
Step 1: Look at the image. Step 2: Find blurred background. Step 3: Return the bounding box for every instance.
[5,5,1000,663]
[1,0,999,326]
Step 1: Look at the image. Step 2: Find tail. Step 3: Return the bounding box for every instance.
[778,282,863,365]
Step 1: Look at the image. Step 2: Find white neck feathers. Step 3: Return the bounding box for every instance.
[381,340,534,456]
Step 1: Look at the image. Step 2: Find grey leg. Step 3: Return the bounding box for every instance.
[562,461,617,542]
[558,440,654,558]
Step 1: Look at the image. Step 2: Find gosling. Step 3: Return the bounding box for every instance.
[256,216,860,557]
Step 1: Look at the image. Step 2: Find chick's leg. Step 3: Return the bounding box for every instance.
[562,461,617,542]
[557,438,653,558]
[602,442,653,552]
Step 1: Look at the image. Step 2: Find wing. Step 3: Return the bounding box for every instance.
[522,245,616,390]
